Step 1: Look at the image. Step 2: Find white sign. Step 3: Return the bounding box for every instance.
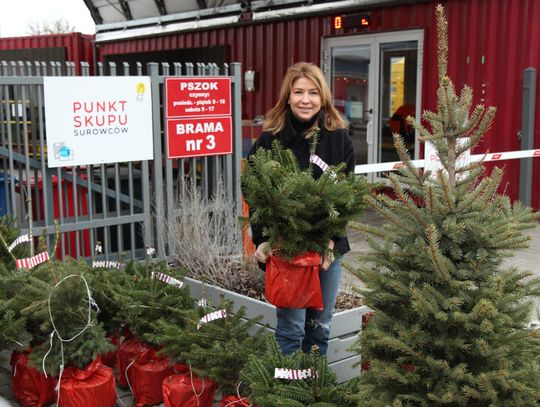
[44,77,153,168]
[424,138,470,180]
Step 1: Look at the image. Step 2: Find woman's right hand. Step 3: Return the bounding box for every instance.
[254,242,271,263]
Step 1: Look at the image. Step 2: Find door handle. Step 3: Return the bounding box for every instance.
[366,119,373,145]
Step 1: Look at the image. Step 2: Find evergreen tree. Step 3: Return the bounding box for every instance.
[0,275,31,350]
[148,299,267,396]
[242,139,369,259]
[111,259,194,340]
[240,335,354,407]
[0,217,31,350]
[350,5,540,406]
[19,258,113,376]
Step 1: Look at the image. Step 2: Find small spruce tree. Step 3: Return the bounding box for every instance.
[0,217,31,350]
[350,5,540,406]
[111,259,194,340]
[19,259,113,376]
[240,335,354,407]
[148,299,267,396]
[242,139,369,259]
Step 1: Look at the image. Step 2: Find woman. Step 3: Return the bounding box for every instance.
[247,62,355,356]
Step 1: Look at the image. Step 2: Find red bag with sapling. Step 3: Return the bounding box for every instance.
[56,357,116,407]
[126,348,175,407]
[100,331,121,369]
[116,336,153,387]
[162,372,217,407]
[265,252,323,309]
[10,350,56,407]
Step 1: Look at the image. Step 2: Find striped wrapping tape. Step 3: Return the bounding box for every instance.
[92,260,122,269]
[151,271,184,288]
[310,154,337,178]
[8,234,32,252]
[15,251,49,269]
[274,368,316,380]
[197,309,227,329]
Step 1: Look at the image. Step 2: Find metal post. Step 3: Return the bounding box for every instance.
[148,62,166,258]
[230,62,243,215]
[520,68,536,205]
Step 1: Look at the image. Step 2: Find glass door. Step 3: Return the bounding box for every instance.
[323,30,423,181]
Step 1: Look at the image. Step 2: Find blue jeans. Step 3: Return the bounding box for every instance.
[275,257,342,356]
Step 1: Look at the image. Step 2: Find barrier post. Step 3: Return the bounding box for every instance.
[520,67,536,205]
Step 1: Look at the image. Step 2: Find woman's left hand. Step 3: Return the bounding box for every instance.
[321,240,335,270]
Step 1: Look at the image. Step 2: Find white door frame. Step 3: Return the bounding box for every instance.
[322,29,424,180]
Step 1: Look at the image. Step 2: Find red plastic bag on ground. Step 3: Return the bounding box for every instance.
[127,348,175,407]
[11,350,56,407]
[265,252,323,309]
[174,363,190,374]
[218,395,252,406]
[57,357,116,407]
[116,337,153,387]
[162,372,216,407]
[101,331,121,369]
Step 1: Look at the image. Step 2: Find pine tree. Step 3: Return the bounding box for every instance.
[148,299,267,396]
[17,258,114,376]
[0,217,31,350]
[242,139,369,259]
[0,278,31,350]
[111,259,194,340]
[239,335,354,407]
[350,5,540,406]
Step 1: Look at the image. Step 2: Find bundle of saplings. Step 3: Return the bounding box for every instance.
[149,299,267,397]
[111,259,194,340]
[0,265,31,351]
[240,335,354,407]
[20,258,113,376]
[242,140,370,259]
[349,5,540,406]
[0,217,31,350]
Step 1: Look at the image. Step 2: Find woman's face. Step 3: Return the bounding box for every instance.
[288,77,322,122]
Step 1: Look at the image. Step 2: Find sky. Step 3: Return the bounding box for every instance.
[0,0,96,37]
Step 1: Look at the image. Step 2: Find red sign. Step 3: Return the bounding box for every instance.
[167,116,232,159]
[166,77,231,118]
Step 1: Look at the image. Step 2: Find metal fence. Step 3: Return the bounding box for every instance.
[0,60,242,261]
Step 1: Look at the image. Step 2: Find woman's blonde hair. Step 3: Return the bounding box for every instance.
[263,62,346,134]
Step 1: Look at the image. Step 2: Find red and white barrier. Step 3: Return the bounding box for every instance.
[354,148,540,174]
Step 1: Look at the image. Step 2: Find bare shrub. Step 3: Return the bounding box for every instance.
[167,184,263,294]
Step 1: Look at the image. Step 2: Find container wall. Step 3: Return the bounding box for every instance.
[98,0,540,208]
[0,33,95,75]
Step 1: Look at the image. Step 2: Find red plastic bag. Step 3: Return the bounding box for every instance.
[101,331,121,369]
[57,357,116,407]
[265,252,323,309]
[116,337,153,387]
[218,395,252,406]
[162,372,216,407]
[127,348,175,407]
[11,350,56,407]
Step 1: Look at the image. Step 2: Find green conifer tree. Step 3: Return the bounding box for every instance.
[0,217,31,350]
[148,299,267,396]
[18,258,113,376]
[240,335,354,407]
[0,279,31,350]
[350,5,540,406]
[242,140,369,259]
[111,259,194,340]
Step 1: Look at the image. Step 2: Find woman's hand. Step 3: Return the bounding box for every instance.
[254,242,271,263]
[321,240,335,270]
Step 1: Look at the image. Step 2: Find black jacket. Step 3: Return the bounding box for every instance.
[246,112,355,257]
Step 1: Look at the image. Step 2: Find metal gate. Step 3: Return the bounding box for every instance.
[0,60,242,261]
